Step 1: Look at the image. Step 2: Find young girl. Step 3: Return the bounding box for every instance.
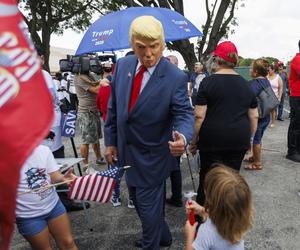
[16,144,78,250]
[185,165,253,250]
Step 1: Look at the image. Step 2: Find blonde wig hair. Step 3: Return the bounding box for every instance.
[129,16,165,46]
[204,165,253,244]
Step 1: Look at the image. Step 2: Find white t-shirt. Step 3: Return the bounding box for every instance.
[53,79,65,101]
[268,74,280,98]
[60,78,71,102]
[43,70,61,128]
[60,78,68,90]
[193,73,206,95]
[67,74,77,94]
[16,145,59,218]
[192,218,244,250]
[42,70,63,152]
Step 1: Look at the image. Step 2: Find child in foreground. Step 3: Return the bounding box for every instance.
[16,144,78,250]
[185,165,253,250]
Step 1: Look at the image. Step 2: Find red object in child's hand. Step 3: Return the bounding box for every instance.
[188,201,195,225]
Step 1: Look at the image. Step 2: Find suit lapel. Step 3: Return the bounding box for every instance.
[129,58,166,115]
[125,58,138,114]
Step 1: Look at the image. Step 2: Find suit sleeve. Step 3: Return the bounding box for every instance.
[171,72,194,144]
[104,62,119,147]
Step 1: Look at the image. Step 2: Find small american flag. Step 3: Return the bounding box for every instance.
[68,166,119,203]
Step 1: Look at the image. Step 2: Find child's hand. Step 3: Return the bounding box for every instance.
[62,168,77,186]
[100,79,110,86]
[185,220,198,241]
[185,200,205,216]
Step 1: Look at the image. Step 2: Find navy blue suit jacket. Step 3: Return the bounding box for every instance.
[104,55,194,187]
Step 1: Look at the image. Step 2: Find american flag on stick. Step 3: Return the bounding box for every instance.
[68,166,119,203]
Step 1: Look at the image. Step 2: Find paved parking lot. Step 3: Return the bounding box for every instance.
[11,112,300,250]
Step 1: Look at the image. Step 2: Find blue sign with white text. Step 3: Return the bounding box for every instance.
[61,110,77,138]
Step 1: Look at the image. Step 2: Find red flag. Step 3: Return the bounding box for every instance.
[0,1,53,249]
[68,167,119,203]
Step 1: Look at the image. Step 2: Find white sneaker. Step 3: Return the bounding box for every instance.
[85,166,96,175]
[127,199,135,209]
[110,197,121,207]
[83,164,89,173]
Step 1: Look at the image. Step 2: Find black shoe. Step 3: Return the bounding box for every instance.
[166,198,183,207]
[134,239,172,248]
[160,239,172,247]
[277,117,284,121]
[286,154,300,162]
[66,202,90,212]
[134,239,143,248]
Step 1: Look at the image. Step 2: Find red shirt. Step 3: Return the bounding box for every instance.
[289,52,300,96]
[96,84,111,121]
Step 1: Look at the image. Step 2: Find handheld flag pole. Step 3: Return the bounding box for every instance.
[18,179,74,195]
[185,149,196,193]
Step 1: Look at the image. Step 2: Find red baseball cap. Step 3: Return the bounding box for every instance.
[212,41,238,63]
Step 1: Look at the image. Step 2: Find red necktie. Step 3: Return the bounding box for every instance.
[129,65,147,112]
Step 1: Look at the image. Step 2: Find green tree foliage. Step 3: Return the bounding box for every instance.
[238,56,282,67]
[100,0,245,71]
[198,0,245,64]
[238,57,254,66]
[19,0,244,72]
[19,0,106,71]
[264,57,280,66]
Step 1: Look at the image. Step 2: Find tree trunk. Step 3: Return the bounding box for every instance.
[199,0,237,60]
[126,0,196,70]
[167,40,197,71]
[41,25,51,72]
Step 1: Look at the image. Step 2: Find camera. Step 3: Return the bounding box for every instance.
[59,53,116,74]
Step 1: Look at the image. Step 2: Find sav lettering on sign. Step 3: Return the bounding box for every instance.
[61,110,77,137]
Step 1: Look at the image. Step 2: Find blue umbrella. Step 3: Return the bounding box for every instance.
[76,7,202,55]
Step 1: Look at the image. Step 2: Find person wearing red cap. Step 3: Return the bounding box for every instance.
[189,41,259,205]
[286,40,300,162]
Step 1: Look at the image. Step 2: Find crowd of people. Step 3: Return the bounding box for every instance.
[14,15,300,250]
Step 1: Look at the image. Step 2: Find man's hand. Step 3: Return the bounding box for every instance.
[104,146,118,165]
[168,131,185,157]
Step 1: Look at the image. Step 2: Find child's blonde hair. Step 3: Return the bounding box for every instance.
[129,16,165,46]
[204,165,253,244]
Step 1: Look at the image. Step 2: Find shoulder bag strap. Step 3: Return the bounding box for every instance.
[256,78,268,93]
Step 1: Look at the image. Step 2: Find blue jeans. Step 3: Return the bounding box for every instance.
[16,200,66,237]
[254,115,270,144]
[277,95,285,119]
[109,164,133,200]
